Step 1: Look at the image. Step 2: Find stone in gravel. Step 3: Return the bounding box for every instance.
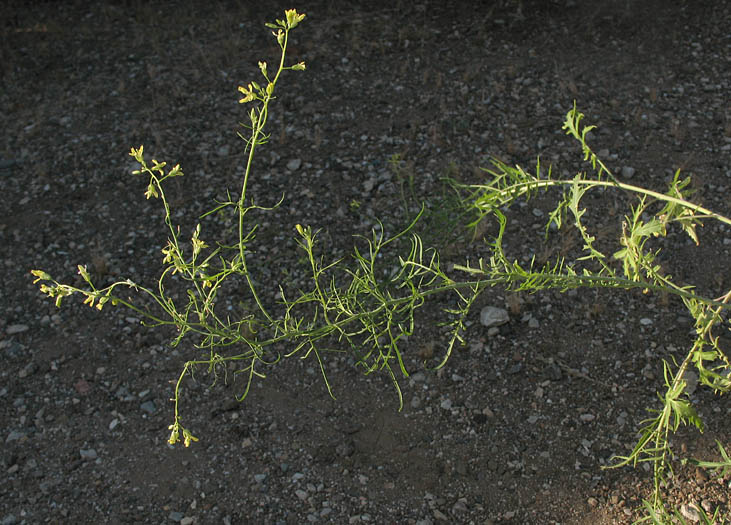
[621,166,636,178]
[679,503,701,522]
[440,399,452,410]
[363,177,376,192]
[694,467,708,485]
[410,371,426,383]
[6,324,29,335]
[295,489,308,501]
[1,515,18,525]
[452,499,468,513]
[286,158,301,171]
[74,379,91,395]
[579,413,595,422]
[3,342,24,359]
[480,306,509,328]
[180,518,194,525]
[80,449,97,460]
[140,400,156,414]
[253,473,267,483]
[6,430,27,443]
[18,362,38,378]
[168,511,184,522]
[336,441,355,457]
[544,364,562,381]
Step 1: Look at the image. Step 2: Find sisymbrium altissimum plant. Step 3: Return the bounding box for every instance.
[31,9,730,522]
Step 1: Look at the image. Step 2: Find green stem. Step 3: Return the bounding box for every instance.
[472,178,731,227]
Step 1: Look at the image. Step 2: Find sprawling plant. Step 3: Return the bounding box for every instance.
[31,9,729,522]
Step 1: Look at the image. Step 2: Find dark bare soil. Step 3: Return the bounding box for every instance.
[1,1,730,524]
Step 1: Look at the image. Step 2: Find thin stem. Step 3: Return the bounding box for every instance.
[470,178,731,227]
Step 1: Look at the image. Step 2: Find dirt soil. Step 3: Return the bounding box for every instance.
[1,1,730,524]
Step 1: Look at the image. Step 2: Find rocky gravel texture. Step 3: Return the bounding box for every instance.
[2,1,730,523]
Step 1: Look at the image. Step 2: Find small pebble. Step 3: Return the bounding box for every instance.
[79,449,97,460]
[5,431,26,443]
[452,499,468,513]
[432,509,448,520]
[621,166,636,178]
[679,503,700,523]
[6,324,29,335]
[1,515,18,525]
[694,467,708,485]
[480,306,509,328]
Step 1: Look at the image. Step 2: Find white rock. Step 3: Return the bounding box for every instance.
[679,503,701,523]
[480,306,509,328]
[286,158,302,171]
[621,166,636,178]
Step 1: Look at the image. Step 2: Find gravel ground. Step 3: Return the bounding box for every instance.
[2,1,730,523]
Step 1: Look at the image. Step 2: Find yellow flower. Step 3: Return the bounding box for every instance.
[285,9,305,29]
